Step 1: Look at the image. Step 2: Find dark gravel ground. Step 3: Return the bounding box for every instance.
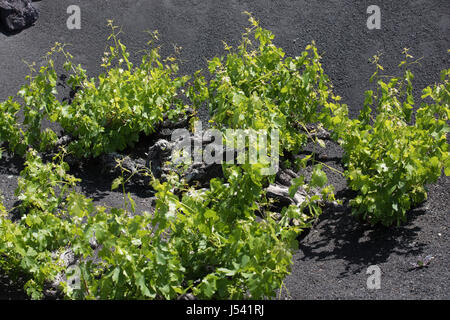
[0,0,449,299]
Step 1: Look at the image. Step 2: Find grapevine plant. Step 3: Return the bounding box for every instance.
[0,21,190,158]
[196,13,337,218]
[0,150,314,299]
[203,13,334,154]
[322,51,449,226]
[0,15,449,300]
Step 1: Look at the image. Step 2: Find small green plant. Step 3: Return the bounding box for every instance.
[326,51,449,226]
[15,149,80,214]
[0,149,81,298]
[0,150,319,299]
[205,13,333,154]
[53,23,191,157]
[70,161,323,299]
[200,14,337,219]
[0,21,191,158]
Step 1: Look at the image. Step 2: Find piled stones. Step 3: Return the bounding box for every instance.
[0,0,39,32]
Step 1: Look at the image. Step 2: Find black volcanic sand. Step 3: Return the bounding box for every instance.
[0,0,449,299]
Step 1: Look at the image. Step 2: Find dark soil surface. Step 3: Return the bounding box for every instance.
[0,0,449,299]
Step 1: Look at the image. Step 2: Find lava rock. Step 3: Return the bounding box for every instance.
[276,169,294,187]
[177,293,197,300]
[146,139,173,179]
[145,137,228,187]
[99,152,148,185]
[0,0,39,32]
[183,161,223,186]
[266,184,307,209]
